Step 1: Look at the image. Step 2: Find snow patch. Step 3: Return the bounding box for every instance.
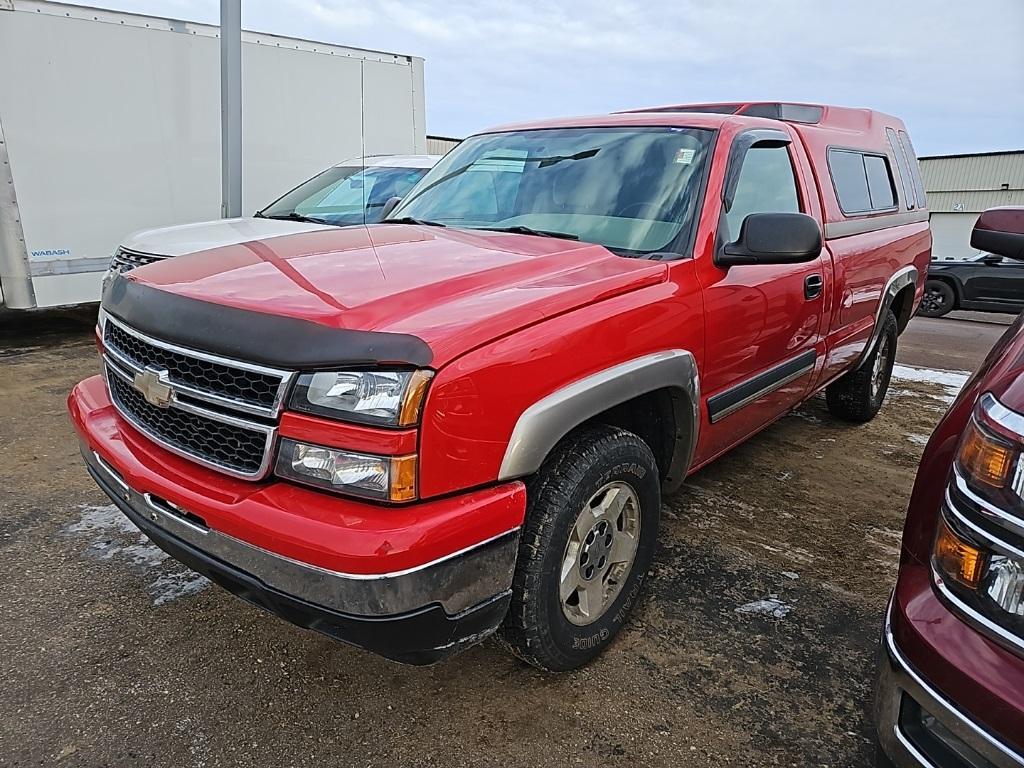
[148,570,211,606]
[906,434,929,446]
[65,503,138,537]
[736,597,792,619]
[891,365,970,404]
[65,504,210,605]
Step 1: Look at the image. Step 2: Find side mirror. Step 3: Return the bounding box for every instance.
[981,253,1003,265]
[718,212,822,267]
[380,196,403,220]
[971,207,1024,261]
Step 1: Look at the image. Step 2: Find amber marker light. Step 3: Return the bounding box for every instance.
[398,370,434,427]
[934,518,986,590]
[389,455,418,502]
[957,419,1015,489]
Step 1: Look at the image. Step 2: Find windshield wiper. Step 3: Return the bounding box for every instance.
[478,225,579,241]
[384,217,447,228]
[257,211,332,225]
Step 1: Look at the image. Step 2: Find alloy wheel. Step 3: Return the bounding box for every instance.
[559,481,641,626]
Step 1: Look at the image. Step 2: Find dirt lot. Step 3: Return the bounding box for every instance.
[0,312,1002,767]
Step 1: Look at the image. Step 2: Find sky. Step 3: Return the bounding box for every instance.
[65,0,1024,156]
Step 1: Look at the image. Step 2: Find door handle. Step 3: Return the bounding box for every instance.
[804,274,823,300]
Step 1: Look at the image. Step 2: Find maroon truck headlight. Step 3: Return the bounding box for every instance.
[934,393,1024,646]
[275,438,417,502]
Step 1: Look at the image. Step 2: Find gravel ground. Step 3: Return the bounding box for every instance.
[0,312,986,767]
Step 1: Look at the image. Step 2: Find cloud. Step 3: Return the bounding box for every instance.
[60,0,1024,154]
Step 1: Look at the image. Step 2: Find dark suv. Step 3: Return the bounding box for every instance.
[920,251,1024,318]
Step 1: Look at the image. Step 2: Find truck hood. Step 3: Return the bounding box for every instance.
[119,224,667,367]
[121,217,335,258]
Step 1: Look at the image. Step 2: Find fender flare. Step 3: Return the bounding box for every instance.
[854,265,918,369]
[497,350,700,493]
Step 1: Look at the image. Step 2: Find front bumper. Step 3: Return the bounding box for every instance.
[875,564,1024,767]
[70,376,527,664]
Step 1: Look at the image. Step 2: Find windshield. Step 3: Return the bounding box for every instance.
[390,126,714,255]
[260,165,430,225]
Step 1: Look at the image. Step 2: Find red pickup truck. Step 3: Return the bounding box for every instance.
[69,101,931,671]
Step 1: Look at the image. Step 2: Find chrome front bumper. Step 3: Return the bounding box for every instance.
[875,598,1024,767]
[83,444,519,621]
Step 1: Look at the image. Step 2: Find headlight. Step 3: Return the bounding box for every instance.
[934,393,1024,636]
[290,370,432,426]
[957,417,1015,490]
[275,438,417,501]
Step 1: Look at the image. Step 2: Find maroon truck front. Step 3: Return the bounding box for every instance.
[69,102,930,670]
[875,208,1024,768]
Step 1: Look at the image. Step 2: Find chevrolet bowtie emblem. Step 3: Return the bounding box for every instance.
[132,366,174,409]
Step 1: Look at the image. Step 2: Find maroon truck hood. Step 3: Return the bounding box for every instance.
[126,224,667,366]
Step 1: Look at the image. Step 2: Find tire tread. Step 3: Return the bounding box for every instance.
[499,424,657,671]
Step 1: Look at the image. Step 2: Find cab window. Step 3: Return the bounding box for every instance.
[724,144,800,242]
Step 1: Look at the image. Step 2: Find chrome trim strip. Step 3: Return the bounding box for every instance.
[143,494,210,536]
[951,465,1024,541]
[824,209,929,239]
[104,360,277,480]
[932,566,1024,660]
[103,312,296,417]
[497,349,700,490]
[708,354,815,424]
[93,451,130,498]
[854,265,919,369]
[104,357,275,436]
[982,391,1024,438]
[877,596,1024,767]
[83,447,519,616]
[944,491,1024,562]
[103,341,279,420]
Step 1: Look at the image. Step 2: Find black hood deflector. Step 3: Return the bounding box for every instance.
[102,274,433,370]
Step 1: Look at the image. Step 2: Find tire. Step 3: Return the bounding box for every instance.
[826,310,898,423]
[499,424,660,672]
[917,279,955,318]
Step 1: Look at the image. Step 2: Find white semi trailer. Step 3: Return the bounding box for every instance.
[0,0,427,310]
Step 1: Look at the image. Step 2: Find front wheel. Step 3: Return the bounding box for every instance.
[826,310,898,423]
[918,279,955,318]
[500,424,660,672]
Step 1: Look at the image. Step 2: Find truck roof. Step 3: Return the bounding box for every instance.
[480,101,906,138]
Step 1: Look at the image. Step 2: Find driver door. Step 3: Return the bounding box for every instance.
[695,129,827,461]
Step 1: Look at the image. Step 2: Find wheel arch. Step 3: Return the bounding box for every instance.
[497,350,699,495]
[855,265,918,369]
[889,282,917,333]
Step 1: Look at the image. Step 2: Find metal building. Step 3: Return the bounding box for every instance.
[920,150,1024,260]
[426,135,461,155]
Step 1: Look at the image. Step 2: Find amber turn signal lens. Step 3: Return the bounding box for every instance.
[398,370,434,427]
[389,454,417,502]
[934,518,986,589]
[958,419,1014,488]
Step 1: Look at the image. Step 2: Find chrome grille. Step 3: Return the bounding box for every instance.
[110,248,162,274]
[101,313,294,479]
[107,366,271,476]
[105,321,283,412]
